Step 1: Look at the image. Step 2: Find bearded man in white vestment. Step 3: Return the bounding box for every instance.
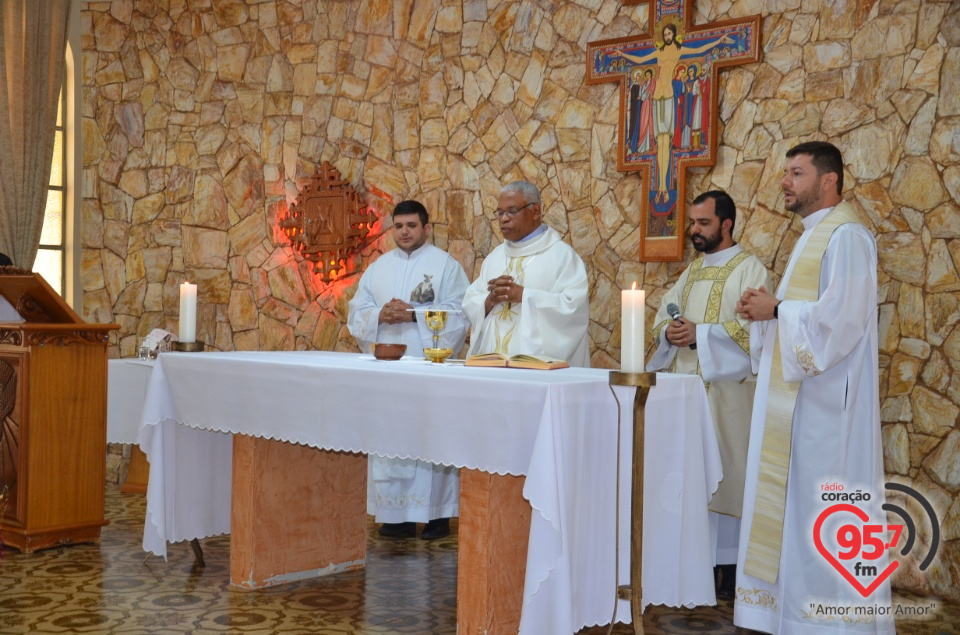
[462,181,590,366]
[347,200,470,540]
[649,190,772,599]
[736,142,893,634]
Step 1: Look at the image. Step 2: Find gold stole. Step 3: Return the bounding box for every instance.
[743,202,862,584]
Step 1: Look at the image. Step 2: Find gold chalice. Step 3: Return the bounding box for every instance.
[423,309,452,363]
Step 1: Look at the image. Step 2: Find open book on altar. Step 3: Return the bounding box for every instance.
[465,353,569,370]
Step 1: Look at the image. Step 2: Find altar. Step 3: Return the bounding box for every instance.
[138,351,721,635]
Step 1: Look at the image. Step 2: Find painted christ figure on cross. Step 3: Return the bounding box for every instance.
[611,22,732,206]
[587,0,760,261]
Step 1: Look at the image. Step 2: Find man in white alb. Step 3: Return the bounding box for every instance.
[347,200,470,540]
[649,190,772,599]
[462,181,589,366]
[736,141,893,634]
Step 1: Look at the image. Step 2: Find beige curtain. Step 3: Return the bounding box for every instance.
[0,0,71,268]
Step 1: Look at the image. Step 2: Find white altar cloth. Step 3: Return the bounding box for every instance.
[106,359,154,444]
[138,351,722,634]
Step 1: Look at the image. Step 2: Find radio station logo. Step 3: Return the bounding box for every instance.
[813,482,940,598]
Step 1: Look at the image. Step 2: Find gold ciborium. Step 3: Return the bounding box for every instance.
[423,309,453,363]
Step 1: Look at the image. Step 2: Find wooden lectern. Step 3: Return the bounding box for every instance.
[0,268,118,552]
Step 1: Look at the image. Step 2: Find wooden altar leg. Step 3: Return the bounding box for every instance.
[458,469,531,635]
[230,436,367,589]
[120,445,149,494]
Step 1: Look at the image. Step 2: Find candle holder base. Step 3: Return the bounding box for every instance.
[608,371,656,388]
[173,340,205,353]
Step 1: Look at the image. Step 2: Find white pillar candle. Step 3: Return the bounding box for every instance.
[621,282,645,373]
[179,282,197,343]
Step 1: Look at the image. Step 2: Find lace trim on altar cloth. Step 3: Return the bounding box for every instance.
[155,417,528,477]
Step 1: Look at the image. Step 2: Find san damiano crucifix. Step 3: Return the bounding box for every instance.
[586,0,760,261]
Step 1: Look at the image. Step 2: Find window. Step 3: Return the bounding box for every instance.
[34,86,66,296]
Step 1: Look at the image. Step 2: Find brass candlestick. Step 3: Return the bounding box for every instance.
[608,370,657,635]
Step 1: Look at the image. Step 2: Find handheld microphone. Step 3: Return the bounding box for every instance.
[666,303,696,350]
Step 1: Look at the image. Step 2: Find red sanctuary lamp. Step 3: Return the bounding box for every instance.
[278,162,378,283]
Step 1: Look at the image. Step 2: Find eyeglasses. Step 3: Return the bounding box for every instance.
[493,202,535,218]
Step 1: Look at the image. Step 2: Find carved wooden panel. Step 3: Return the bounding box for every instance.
[278,162,376,282]
[16,293,52,323]
[24,330,111,347]
[0,356,24,526]
[0,331,23,347]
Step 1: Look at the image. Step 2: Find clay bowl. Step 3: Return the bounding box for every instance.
[373,343,407,360]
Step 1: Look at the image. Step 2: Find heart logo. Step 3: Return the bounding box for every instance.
[813,503,899,598]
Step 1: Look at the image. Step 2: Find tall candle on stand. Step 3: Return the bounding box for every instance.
[621,282,645,372]
[179,282,197,343]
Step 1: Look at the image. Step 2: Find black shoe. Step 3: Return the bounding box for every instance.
[378,522,416,538]
[420,518,450,540]
[715,564,736,600]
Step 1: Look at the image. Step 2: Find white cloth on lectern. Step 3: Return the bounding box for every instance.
[347,243,469,522]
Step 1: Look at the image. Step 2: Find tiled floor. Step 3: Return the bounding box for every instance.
[1,484,958,634]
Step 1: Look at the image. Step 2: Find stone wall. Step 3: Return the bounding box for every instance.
[81,0,960,601]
